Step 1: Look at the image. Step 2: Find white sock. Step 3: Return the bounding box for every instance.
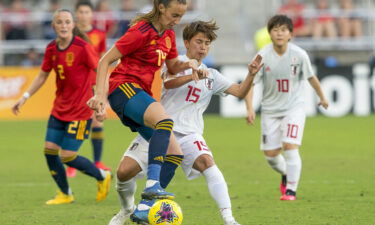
[202,165,233,221]
[265,154,286,175]
[116,178,137,210]
[283,149,302,192]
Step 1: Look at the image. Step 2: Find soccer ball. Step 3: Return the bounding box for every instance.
[148,199,183,225]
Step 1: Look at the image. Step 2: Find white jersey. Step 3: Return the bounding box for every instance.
[161,55,234,135]
[255,43,314,117]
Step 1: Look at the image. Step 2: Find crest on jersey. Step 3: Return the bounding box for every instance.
[90,33,100,46]
[205,78,214,90]
[165,37,171,49]
[66,52,74,66]
[150,40,156,45]
[290,57,299,76]
[265,66,271,72]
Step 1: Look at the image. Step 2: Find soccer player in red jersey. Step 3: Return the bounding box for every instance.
[12,9,111,205]
[87,0,203,223]
[62,0,110,179]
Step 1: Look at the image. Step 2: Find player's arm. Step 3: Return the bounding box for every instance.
[165,58,201,82]
[163,70,208,89]
[308,76,329,109]
[224,55,263,99]
[87,46,122,116]
[12,70,50,115]
[244,86,256,125]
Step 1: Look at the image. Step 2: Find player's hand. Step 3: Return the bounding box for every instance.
[318,98,329,109]
[87,94,106,117]
[12,97,27,115]
[188,59,199,82]
[95,111,107,122]
[246,109,256,125]
[197,69,209,80]
[248,54,263,76]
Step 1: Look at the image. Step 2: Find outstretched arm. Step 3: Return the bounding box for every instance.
[308,76,329,109]
[165,58,201,82]
[12,70,50,115]
[225,54,263,99]
[163,70,209,89]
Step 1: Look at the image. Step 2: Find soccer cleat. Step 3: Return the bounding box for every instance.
[66,167,77,178]
[95,161,111,171]
[280,175,287,195]
[130,199,155,225]
[141,182,175,200]
[280,189,297,201]
[46,190,74,205]
[108,206,135,225]
[96,170,112,202]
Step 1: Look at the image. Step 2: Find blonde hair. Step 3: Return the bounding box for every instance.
[52,9,91,43]
[130,0,187,26]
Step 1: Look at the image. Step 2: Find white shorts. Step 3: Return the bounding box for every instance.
[260,107,306,150]
[123,133,213,180]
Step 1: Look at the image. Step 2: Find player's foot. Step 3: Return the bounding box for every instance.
[95,161,111,171]
[280,189,296,201]
[108,206,135,225]
[46,190,74,205]
[280,175,287,195]
[96,170,112,202]
[141,182,174,200]
[66,167,77,178]
[130,199,155,225]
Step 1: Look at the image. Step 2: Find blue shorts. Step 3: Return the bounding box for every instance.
[45,115,92,151]
[108,82,155,141]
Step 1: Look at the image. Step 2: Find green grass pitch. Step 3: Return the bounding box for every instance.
[0,115,374,225]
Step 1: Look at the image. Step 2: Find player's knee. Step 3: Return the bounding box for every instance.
[283,142,299,150]
[194,154,215,172]
[263,149,281,157]
[60,150,77,163]
[117,163,138,182]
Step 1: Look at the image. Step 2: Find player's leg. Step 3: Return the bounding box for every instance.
[109,136,148,225]
[91,116,110,170]
[44,115,73,205]
[59,119,111,202]
[261,114,287,195]
[280,108,306,200]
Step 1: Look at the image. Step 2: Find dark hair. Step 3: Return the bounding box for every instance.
[183,20,219,42]
[267,14,293,33]
[130,0,187,26]
[53,9,91,44]
[75,0,94,11]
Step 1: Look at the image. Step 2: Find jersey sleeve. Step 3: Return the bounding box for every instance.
[115,29,144,56]
[166,32,178,60]
[301,51,314,80]
[41,47,53,72]
[84,43,99,70]
[211,69,234,96]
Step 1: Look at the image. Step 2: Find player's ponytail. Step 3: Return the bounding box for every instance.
[130,0,186,26]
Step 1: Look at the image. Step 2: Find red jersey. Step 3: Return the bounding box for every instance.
[41,36,99,121]
[87,27,107,56]
[109,21,178,96]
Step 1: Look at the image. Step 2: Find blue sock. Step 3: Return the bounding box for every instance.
[44,149,69,194]
[160,155,184,188]
[147,119,174,181]
[62,155,104,181]
[91,127,103,162]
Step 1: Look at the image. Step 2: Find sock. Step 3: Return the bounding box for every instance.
[160,155,184,188]
[44,149,70,195]
[147,119,174,182]
[265,154,286,175]
[91,127,104,162]
[62,155,104,181]
[283,149,302,192]
[203,165,232,216]
[116,178,136,210]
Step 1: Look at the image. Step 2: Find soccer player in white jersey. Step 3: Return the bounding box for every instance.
[245,15,329,201]
[108,20,263,225]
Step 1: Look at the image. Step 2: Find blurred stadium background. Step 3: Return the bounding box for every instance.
[0,0,374,225]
